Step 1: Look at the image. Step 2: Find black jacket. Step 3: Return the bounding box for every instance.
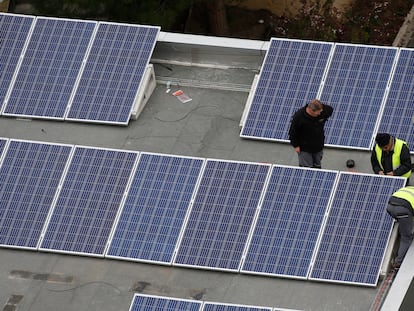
[289,104,333,153]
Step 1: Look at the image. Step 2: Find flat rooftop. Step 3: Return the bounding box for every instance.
[1,15,414,311]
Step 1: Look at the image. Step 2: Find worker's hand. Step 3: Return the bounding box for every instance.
[386,171,394,176]
[294,147,300,154]
[378,171,384,175]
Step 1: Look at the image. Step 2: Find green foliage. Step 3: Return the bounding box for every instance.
[27,0,414,45]
[282,0,343,42]
[30,0,193,30]
[267,0,414,45]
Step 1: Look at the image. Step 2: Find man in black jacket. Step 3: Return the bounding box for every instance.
[289,99,333,168]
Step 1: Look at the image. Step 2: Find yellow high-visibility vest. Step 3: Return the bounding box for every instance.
[375,138,412,178]
[392,186,414,209]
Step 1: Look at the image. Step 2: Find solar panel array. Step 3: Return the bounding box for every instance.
[376,48,414,153]
[2,13,411,142]
[0,13,159,125]
[203,302,273,311]
[240,38,333,140]
[240,39,414,151]
[0,138,405,287]
[0,14,34,107]
[129,294,202,311]
[241,166,337,279]
[107,153,204,264]
[321,44,397,149]
[309,172,406,286]
[39,147,138,256]
[0,140,72,249]
[129,294,299,311]
[66,22,159,124]
[173,160,271,271]
[3,17,96,119]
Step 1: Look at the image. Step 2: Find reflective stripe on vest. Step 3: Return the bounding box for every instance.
[375,138,412,178]
[392,186,414,210]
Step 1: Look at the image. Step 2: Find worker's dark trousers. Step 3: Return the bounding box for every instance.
[387,203,414,265]
[298,151,323,168]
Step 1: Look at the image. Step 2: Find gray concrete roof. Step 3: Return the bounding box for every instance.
[0,30,413,311]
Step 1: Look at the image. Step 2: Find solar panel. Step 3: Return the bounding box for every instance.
[309,172,406,286]
[376,48,414,153]
[39,146,138,256]
[321,44,397,150]
[203,302,272,311]
[66,22,159,125]
[241,166,337,279]
[0,140,72,249]
[0,13,34,110]
[173,159,270,271]
[129,294,202,311]
[240,38,333,141]
[0,138,7,157]
[3,17,96,119]
[106,153,204,264]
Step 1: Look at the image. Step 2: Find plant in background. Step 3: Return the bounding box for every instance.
[266,0,343,42]
[266,0,414,45]
[26,0,414,45]
[29,0,192,31]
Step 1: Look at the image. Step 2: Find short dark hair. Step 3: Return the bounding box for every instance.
[308,99,323,111]
[376,133,391,147]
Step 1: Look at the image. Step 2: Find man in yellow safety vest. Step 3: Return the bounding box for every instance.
[371,133,412,185]
[387,186,414,270]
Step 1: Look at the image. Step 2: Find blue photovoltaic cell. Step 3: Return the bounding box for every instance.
[0,140,72,249]
[0,138,7,156]
[40,147,138,256]
[240,38,333,140]
[241,166,337,279]
[0,14,34,109]
[4,17,96,119]
[174,160,270,271]
[106,153,204,264]
[321,44,397,149]
[66,22,159,124]
[129,294,202,311]
[376,48,414,153]
[309,172,406,286]
[203,302,272,311]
